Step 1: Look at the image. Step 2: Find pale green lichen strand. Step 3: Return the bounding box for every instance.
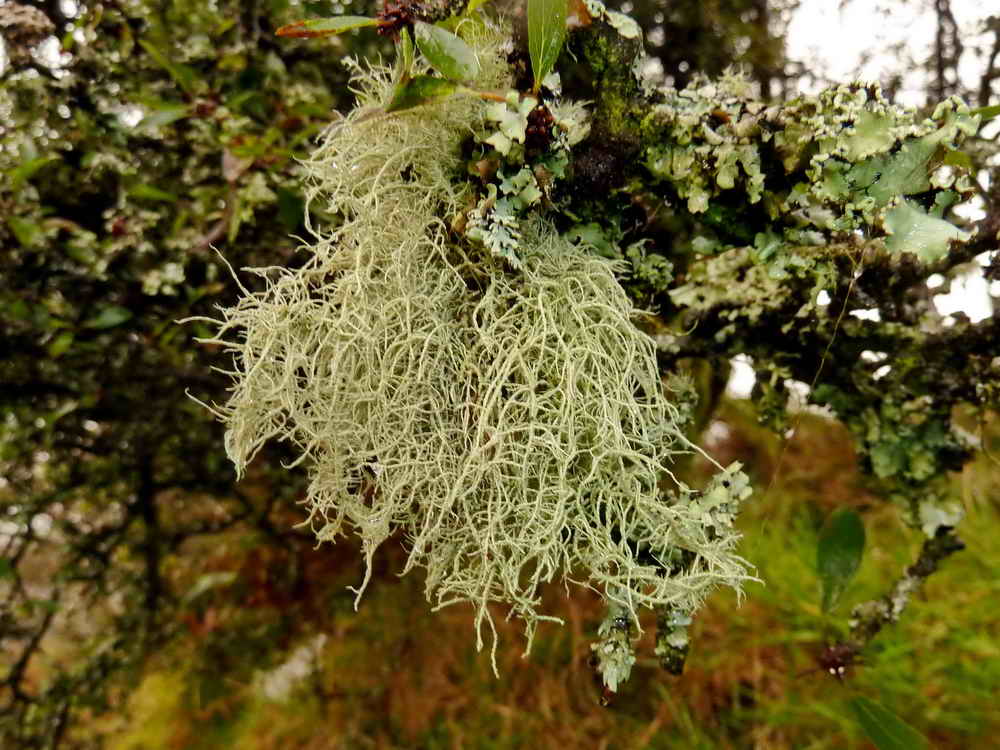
[198,23,755,671]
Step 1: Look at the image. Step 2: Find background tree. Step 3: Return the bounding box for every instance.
[1,1,999,748]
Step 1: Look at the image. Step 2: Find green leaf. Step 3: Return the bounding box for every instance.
[817,508,865,613]
[183,571,238,604]
[228,195,244,242]
[8,299,30,320]
[971,103,1000,122]
[883,200,971,264]
[0,558,14,580]
[527,0,568,92]
[8,156,59,191]
[276,16,378,38]
[7,216,44,247]
[414,22,480,82]
[138,40,199,96]
[847,697,929,750]
[138,105,189,130]
[386,75,458,113]
[395,26,415,83]
[83,306,132,330]
[276,187,305,231]
[48,332,74,358]
[128,183,178,202]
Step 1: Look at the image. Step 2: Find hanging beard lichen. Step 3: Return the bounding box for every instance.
[194,21,753,672]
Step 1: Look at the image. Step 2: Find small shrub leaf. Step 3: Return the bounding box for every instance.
[9,156,59,191]
[527,0,568,91]
[183,571,238,604]
[7,216,44,247]
[414,21,480,82]
[138,105,189,130]
[385,75,458,112]
[48,331,74,358]
[128,183,178,202]
[847,697,929,750]
[276,16,379,38]
[83,306,133,330]
[817,508,865,612]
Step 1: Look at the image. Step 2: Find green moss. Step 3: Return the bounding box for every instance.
[568,16,647,143]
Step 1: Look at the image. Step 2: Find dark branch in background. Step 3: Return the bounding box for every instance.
[3,592,59,705]
[136,451,162,621]
[933,0,963,102]
[978,17,1000,108]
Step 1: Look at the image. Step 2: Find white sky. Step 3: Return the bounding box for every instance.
[787,0,998,107]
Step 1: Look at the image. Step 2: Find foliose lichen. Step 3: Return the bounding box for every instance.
[645,72,979,267]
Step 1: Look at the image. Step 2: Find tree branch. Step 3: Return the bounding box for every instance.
[848,527,965,648]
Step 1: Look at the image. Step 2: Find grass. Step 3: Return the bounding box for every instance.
[100,401,1000,749]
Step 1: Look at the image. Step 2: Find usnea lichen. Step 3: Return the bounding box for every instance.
[195,20,754,669]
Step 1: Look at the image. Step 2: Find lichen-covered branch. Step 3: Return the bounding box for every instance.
[187,0,996,696]
[552,3,995,676]
[654,604,693,675]
[848,527,966,648]
[200,22,757,682]
[590,601,636,702]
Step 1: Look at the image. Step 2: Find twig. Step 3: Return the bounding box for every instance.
[848,527,965,649]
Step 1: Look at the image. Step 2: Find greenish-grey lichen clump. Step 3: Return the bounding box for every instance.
[197,21,755,669]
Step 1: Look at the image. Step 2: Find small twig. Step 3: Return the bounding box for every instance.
[848,527,965,649]
[191,191,236,255]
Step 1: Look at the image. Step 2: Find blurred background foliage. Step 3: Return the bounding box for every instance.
[1,0,998,748]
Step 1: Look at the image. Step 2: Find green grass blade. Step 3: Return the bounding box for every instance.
[848,696,929,750]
